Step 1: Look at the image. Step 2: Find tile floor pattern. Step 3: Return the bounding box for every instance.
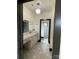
[23,38,52,59]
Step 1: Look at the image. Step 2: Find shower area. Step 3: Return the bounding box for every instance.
[41,20,49,39]
[40,19,50,44]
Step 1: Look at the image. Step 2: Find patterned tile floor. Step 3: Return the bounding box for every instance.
[23,38,52,59]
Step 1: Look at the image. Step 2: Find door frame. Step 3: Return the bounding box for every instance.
[17,0,33,59]
[39,19,51,44]
[17,0,61,59]
[52,0,61,58]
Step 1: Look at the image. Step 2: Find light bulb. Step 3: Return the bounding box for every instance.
[35,8,41,14]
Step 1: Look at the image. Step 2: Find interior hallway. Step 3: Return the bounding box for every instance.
[23,38,52,59]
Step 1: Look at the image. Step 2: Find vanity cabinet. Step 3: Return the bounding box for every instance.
[23,32,38,49]
[29,34,38,48]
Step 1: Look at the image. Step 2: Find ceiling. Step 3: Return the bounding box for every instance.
[23,0,55,13]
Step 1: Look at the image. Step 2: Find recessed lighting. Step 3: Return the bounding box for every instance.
[37,3,40,5]
[32,4,33,6]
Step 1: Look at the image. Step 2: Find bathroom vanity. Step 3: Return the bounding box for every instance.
[23,31,38,49]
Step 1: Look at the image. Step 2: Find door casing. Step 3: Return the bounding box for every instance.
[39,19,51,44]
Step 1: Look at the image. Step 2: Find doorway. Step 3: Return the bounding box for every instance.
[40,19,51,44]
[17,0,61,59]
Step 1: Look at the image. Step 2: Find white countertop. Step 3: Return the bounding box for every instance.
[23,31,38,44]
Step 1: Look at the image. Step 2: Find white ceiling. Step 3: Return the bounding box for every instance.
[23,0,55,13]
